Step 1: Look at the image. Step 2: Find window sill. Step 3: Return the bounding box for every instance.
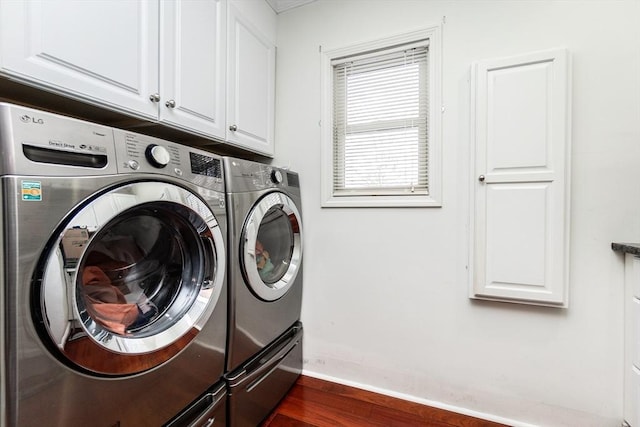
[321,194,442,208]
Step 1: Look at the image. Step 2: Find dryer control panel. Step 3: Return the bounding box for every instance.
[224,156,298,193]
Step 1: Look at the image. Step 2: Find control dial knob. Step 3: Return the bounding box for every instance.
[270,169,283,184]
[145,144,171,168]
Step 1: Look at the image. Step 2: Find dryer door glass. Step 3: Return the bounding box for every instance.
[242,192,303,301]
[36,181,225,376]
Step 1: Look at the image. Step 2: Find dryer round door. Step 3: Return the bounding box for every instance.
[241,191,303,301]
[34,181,225,376]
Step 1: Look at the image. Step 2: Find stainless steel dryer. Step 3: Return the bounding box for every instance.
[0,103,228,427]
[223,156,304,426]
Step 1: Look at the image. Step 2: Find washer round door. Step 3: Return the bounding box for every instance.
[241,191,303,301]
[34,181,225,376]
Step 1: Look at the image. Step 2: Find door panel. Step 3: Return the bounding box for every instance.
[486,62,552,172]
[484,183,550,297]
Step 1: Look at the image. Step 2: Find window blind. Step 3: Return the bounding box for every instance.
[332,41,429,197]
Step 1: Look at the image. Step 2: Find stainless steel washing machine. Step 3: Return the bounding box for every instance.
[223,156,304,426]
[0,103,228,427]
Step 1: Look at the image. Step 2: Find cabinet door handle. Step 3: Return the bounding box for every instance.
[165,99,176,108]
[149,93,160,102]
[229,125,238,132]
[478,175,486,182]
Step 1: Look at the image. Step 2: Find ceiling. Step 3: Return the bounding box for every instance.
[265,0,317,13]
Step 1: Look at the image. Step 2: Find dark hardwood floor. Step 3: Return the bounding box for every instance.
[262,376,509,427]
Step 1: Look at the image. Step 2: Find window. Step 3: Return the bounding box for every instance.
[321,27,442,207]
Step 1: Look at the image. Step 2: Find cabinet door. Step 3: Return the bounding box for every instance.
[626,366,640,427]
[160,0,226,140]
[0,0,159,118]
[470,48,571,307]
[625,255,640,426]
[227,0,276,156]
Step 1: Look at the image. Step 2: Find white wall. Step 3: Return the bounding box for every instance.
[273,1,640,425]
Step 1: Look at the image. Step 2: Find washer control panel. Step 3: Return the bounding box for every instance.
[115,131,183,174]
[113,129,224,191]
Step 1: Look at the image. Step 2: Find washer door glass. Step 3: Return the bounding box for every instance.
[36,181,225,376]
[241,192,302,301]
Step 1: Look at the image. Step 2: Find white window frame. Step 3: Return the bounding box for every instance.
[320,26,442,208]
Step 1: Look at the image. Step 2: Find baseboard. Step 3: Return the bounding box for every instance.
[301,368,536,427]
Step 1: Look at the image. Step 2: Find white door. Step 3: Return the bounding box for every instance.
[226,0,276,156]
[0,0,159,118]
[471,48,571,307]
[160,0,227,140]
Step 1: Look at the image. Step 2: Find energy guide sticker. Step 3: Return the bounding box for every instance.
[21,181,42,201]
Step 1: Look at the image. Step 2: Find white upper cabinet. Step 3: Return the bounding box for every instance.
[160,0,227,140]
[0,0,159,118]
[470,48,571,307]
[0,0,276,156]
[226,0,276,156]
